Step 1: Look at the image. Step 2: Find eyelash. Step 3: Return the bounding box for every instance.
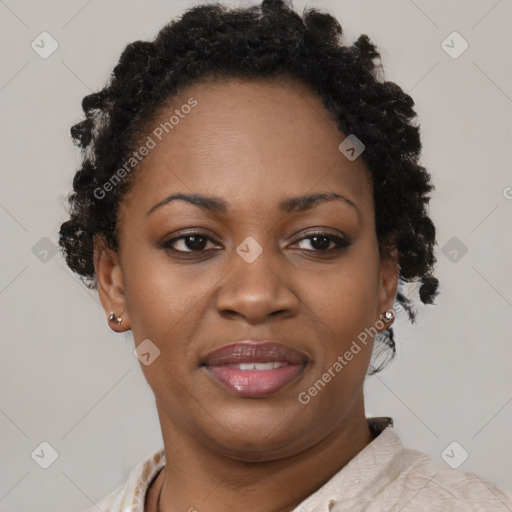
[161,230,352,255]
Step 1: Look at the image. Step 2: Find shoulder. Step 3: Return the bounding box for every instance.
[327,421,512,512]
[82,447,166,512]
[381,442,512,511]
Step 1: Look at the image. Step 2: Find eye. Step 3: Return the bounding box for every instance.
[290,231,352,252]
[161,230,351,255]
[161,232,220,253]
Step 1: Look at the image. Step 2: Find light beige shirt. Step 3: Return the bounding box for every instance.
[84,417,512,511]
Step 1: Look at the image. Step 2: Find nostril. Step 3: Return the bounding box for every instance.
[328,499,338,510]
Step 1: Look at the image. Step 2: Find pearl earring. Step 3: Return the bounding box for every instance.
[383,310,394,322]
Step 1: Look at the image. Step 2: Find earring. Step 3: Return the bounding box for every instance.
[383,309,394,322]
[108,312,122,327]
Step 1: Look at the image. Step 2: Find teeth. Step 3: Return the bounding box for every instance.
[231,362,284,370]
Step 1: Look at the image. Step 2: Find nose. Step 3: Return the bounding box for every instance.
[215,246,300,324]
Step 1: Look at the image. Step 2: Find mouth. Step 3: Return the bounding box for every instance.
[201,341,308,398]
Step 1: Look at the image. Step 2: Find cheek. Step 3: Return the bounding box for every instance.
[122,254,199,400]
[302,274,376,414]
[120,234,246,394]
[302,248,380,376]
[121,244,174,340]
[310,257,380,332]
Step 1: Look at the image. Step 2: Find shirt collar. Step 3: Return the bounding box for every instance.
[290,416,399,512]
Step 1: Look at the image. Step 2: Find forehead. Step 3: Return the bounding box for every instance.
[123,76,373,216]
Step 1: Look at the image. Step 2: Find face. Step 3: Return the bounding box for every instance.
[95,77,399,461]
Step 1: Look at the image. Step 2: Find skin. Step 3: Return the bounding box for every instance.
[94,76,399,512]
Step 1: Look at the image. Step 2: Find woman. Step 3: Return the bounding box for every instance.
[58,0,512,510]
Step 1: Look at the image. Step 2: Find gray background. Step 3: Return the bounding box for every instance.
[0,0,511,510]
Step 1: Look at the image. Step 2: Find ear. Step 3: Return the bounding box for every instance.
[93,234,131,332]
[376,246,400,331]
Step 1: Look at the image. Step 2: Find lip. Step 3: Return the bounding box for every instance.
[202,341,308,398]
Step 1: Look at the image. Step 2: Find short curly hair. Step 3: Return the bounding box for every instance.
[58,0,439,374]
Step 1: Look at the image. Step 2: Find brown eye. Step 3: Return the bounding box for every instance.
[291,232,352,252]
[162,232,218,253]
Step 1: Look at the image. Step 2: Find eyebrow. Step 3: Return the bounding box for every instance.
[147,191,359,217]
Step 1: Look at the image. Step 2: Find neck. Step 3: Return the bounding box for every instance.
[149,399,373,512]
